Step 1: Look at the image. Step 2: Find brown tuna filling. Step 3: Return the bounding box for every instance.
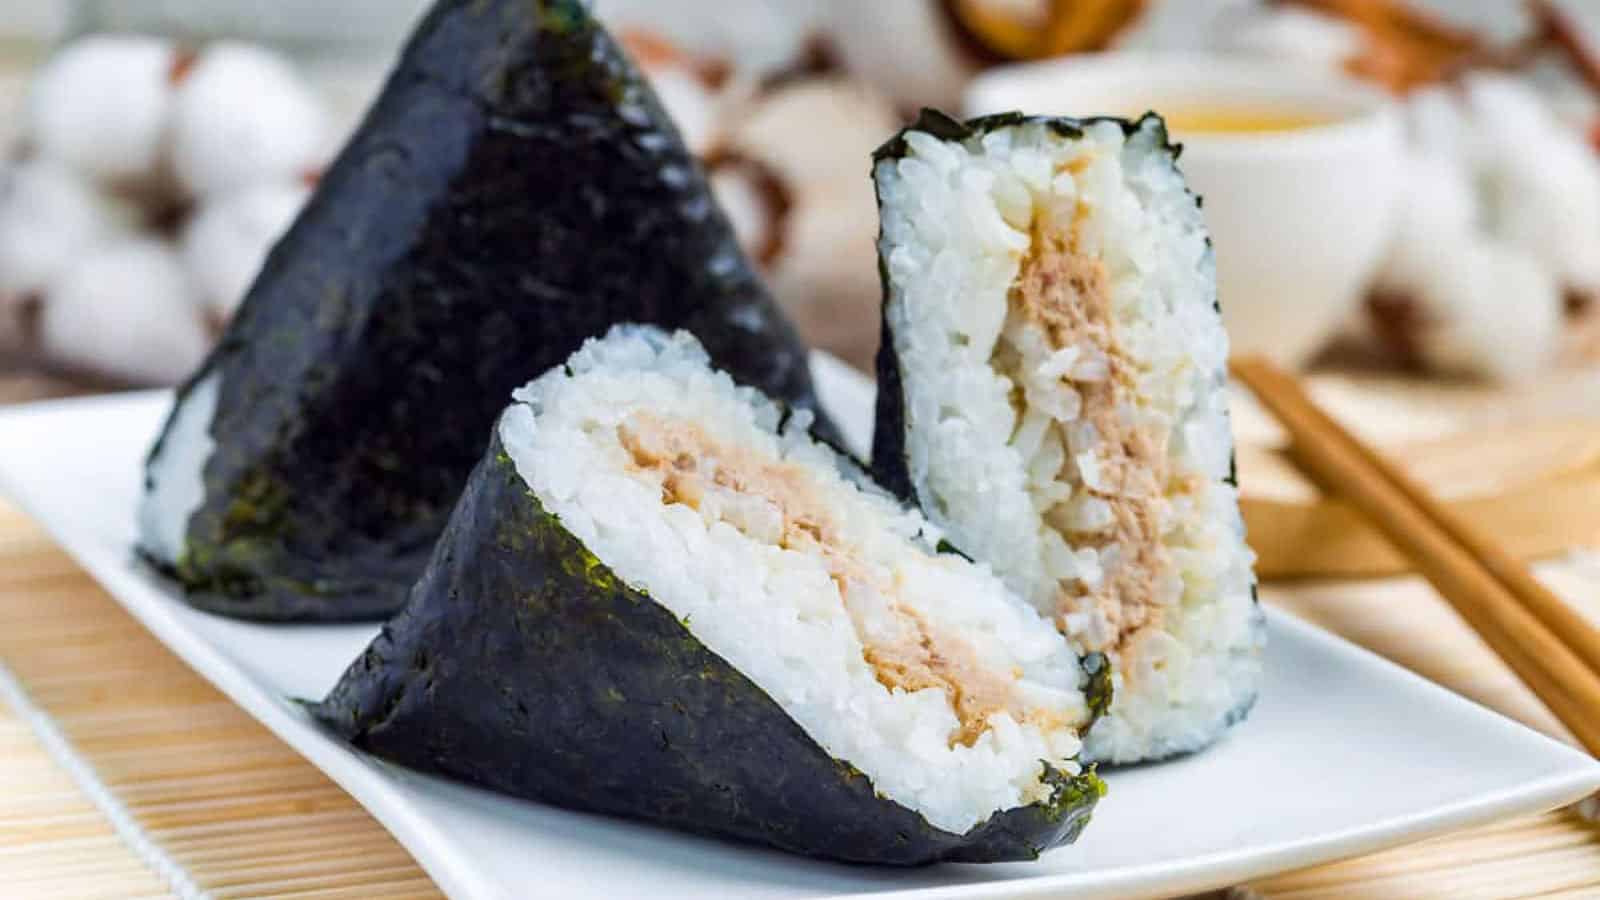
[617,412,1019,745]
[1008,218,1172,655]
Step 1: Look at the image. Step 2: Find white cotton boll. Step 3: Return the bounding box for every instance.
[1411,238,1562,382]
[1460,79,1600,297]
[170,42,328,198]
[1398,75,1600,300]
[764,180,885,369]
[1484,132,1600,295]
[1373,153,1478,295]
[1463,74,1553,152]
[181,180,310,320]
[1114,0,1253,51]
[825,1,975,110]
[25,35,177,182]
[38,238,210,385]
[645,68,718,157]
[0,159,140,297]
[722,77,900,190]
[1405,87,1474,164]
[1208,6,1363,69]
[707,165,774,266]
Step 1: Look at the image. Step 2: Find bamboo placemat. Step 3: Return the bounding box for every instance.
[1,501,1598,898]
[0,502,442,899]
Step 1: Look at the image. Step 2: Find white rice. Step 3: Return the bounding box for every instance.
[875,117,1262,763]
[499,326,1092,834]
[138,372,219,566]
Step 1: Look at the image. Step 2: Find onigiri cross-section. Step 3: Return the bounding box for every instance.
[871,111,1263,764]
[315,325,1106,864]
[137,0,832,621]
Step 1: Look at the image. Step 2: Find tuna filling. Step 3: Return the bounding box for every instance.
[618,412,1031,746]
[994,216,1178,656]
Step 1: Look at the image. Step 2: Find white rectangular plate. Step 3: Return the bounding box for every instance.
[1,357,1597,900]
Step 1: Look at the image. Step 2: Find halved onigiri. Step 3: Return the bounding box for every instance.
[871,111,1263,764]
[317,325,1105,863]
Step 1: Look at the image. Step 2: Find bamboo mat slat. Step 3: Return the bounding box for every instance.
[0,499,1598,898]
[0,502,444,899]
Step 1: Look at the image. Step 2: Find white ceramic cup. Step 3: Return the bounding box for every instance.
[966,53,1404,367]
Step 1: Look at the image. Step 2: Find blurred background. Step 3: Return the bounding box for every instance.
[3,0,1600,405]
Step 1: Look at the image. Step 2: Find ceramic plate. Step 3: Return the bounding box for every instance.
[1,356,1596,900]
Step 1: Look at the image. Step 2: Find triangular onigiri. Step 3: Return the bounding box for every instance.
[315,326,1104,864]
[138,0,831,620]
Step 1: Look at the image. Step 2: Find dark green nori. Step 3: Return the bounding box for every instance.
[314,431,1104,865]
[1081,652,1113,721]
[142,0,833,621]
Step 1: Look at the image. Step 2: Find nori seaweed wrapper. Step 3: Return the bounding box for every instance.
[142,0,835,621]
[314,430,1105,865]
[870,109,1172,500]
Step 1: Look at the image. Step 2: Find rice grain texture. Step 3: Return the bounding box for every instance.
[316,326,1106,862]
[872,111,1263,764]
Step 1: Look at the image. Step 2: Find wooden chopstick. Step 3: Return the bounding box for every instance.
[1238,358,1600,677]
[1231,356,1600,756]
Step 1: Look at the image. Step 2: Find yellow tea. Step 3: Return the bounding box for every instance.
[1155,107,1337,134]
